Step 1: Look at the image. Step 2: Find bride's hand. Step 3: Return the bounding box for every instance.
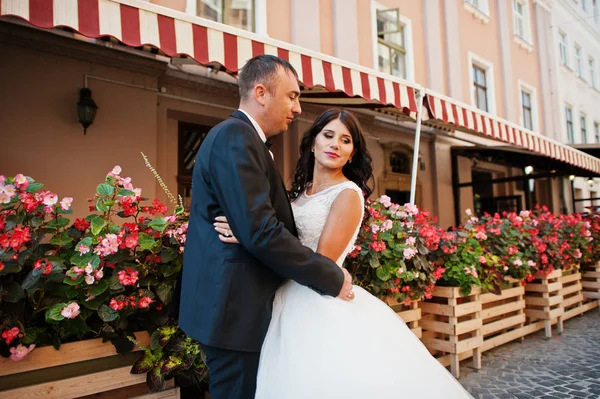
[214,216,240,244]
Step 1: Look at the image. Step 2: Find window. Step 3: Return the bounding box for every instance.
[590,57,597,88]
[595,0,599,24]
[190,0,255,31]
[581,114,588,144]
[521,90,533,130]
[559,32,568,66]
[583,0,588,11]
[566,106,574,143]
[389,151,411,174]
[513,0,526,39]
[177,122,211,208]
[376,8,407,79]
[575,44,583,77]
[465,0,490,14]
[594,121,600,143]
[473,65,489,112]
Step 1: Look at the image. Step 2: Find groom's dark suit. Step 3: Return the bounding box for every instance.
[176,110,344,398]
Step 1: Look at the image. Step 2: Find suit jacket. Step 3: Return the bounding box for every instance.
[176,110,344,352]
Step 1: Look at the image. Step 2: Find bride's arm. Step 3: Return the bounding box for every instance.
[315,189,363,263]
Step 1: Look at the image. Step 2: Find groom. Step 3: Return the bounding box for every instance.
[176,55,355,399]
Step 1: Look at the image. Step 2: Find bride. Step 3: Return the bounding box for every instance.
[215,109,473,398]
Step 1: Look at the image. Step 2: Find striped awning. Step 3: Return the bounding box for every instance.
[0,0,420,119]
[425,90,600,174]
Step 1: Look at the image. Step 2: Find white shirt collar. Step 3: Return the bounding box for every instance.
[238,109,267,143]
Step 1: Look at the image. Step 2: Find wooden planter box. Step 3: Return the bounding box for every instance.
[384,297,422,338]
[0,332,180,399]
[582,262,600,308]
[479,278,527,352]
[524,269,564,338]
[558,267,595,322]
[419,286,482,379]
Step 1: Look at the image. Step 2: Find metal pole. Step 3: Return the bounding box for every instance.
[409,89,425,205]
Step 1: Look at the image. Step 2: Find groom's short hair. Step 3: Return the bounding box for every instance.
[238,55,298,100]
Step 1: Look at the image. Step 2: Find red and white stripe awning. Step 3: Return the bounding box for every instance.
[0,0,420,118]
[425,90,600,174]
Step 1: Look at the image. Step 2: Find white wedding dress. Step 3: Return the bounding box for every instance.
[255,181,473,398]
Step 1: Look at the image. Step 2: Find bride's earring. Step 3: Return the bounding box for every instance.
[348,158,352,164]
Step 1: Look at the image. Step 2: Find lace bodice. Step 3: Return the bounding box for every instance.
[291,181,364,266]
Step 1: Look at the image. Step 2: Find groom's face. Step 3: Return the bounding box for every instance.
[262,67,302,136]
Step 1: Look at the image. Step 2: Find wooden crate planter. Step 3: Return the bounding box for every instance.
[0,331,178,399]
[582,262,600,308]
[384,297,422,338]
[479,278,527,352]
[558,267,593,322]
[419,287,482,379]
[524,269,564,338]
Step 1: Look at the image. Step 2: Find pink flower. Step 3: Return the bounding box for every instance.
[475,231,487,240]
[110,165,122,176]
[0,193,11,204]
[513,259,523,267]
[404,203,419,215]
[138,296,155,309]
[14,174,28,188]
[77,245,90,255]
[61,302,80,319]
[371,224,380,233]
[94,269,104,279]
[379,195,392,208]
[9,344,35,361]
[527,260,536,267]
[60,197,73,211]
[520,210,530,218]
[503,266,509,271]
[403,247,417,260]
[85,275,95,285]
[381,219,393,232]
[465,208,472,216]
[389,203,400,213]
[1,184,16,197]
[478,256,487,264]
[84,264,94,274]
[42,193,58,207]
[406,236,416,246]
[117,268,139,286]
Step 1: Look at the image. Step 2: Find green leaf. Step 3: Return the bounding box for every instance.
[108,275,125,292]
[26,182,44,193]
[156,283,173,305]
[81,296,104,310]
[70,252,94,267]
[88,280,108,296]
[2,281,26,302]
[90,215,109,236]
[95,198,110,213]
[47,217,71,229]
[369,256,380,269]
[98,304,119,322]
[64,317,90,338]
[50,232,74,246]
[138,233,157,250]
[159,248,178,263]
[159,263,180,278]
[63,274,84,286]
[22,268,43,293]
[149,218,168,233]
[0,261,21,275]
[131,352,156,374]
[46,303,67,322]
[97,183,115,197]
[117,188,136,197]
[376,265,391,281]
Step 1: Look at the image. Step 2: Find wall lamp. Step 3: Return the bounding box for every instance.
[77,88,98,135]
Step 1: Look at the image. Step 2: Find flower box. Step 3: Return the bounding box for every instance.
[384,297,422,338]
[0,331,179,399]
[582,262,600,308]
[524,269,564,338]
[479,278,528,352]
[419,286,483,378]
[558,267,592,323]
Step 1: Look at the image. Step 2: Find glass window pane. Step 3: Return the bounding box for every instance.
[198,0,223,22]
[226,0,253,31]
[391,48,406,79]
[378,43,391,73]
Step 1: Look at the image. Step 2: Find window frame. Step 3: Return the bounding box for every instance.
[559,31,569,67]
[590,56,597,88]
[574,44,584,78]
[566,105,575,144]
[512,0,532,43]
[371,2,415,81]
[594,121,600,143]
[185,0,261,33]
[468,52,497,114]
[518,80,539,132]
[581,113,588,144]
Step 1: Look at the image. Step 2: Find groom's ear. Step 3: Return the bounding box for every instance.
[254,84,267,106]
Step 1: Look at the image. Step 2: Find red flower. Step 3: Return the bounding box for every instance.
[73,218,90,232]
[1,327,22,345]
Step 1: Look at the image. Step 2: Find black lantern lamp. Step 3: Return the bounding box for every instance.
[77,88,98,135]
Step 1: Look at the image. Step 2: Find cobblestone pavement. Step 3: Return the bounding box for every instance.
[458,309,600,399]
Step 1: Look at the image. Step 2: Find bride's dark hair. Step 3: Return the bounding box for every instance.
[289,109,374,201]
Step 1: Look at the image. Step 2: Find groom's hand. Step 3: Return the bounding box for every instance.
[337,268,355,301]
